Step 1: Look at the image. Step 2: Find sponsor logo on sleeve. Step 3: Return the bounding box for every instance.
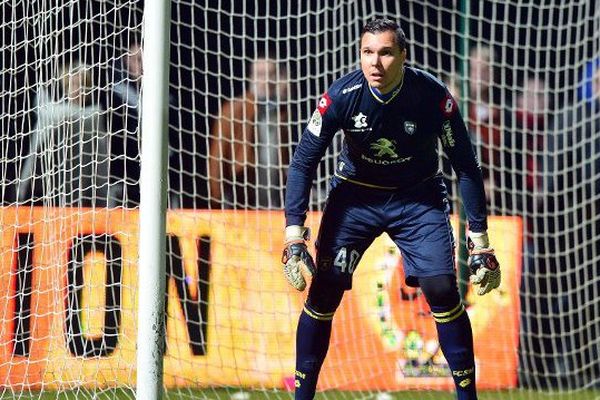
[317,92,332,115]
[441,120,455,147]
[307,109,322,136]
[440,94,457,117]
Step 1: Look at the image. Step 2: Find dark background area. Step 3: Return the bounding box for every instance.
[2,1,598,207]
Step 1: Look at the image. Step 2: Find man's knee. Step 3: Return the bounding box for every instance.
[418,274,460,308]
[305,279,345,316]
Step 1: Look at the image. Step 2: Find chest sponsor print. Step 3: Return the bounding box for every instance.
[352,112,368,128]
[346,111,372,133]
[370,138,398,158]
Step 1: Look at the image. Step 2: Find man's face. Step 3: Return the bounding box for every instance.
[360,30,406,93]
[251,59,275,100]
[251,59,289,102]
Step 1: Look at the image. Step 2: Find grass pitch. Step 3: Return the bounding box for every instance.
[3,388,600,400]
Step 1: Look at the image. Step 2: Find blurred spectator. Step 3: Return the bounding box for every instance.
[17,62,110,207]
[107,41,143,207]
[208,56,291,209]
[502,75,550,219]
[467,45,504,212]
[108,41,181,208]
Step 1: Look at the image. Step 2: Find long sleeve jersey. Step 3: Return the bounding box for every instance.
[285,66,488,232]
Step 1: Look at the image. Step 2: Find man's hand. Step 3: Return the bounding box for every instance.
[282,225,316,291]
[467,231,501,295]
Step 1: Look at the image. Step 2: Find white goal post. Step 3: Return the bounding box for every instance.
[136,0,171,399]
[0,1,599,399]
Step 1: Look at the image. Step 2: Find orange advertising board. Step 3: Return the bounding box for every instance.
[0,208,521,390]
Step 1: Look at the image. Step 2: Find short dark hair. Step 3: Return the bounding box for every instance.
[361,18,407,51]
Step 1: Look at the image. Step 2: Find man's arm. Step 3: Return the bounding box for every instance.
[439,93,487,232]
[285,93,340,226]
[283,93,340,290]
[439,92,500,295]
[285,130,335,225]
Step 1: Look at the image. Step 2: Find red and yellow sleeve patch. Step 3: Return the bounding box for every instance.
[317,92,332,115]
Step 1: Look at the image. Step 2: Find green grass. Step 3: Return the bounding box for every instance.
[2,389,600,400]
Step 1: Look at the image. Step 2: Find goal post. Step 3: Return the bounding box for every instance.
[1,1,600,399]
[136,0,172,399]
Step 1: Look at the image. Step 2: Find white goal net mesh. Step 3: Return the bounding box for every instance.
[0,0,599,398]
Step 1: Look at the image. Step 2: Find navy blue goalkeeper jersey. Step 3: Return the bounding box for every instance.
[285,66,488,232]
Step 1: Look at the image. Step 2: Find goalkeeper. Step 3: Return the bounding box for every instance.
[282,18,500,400]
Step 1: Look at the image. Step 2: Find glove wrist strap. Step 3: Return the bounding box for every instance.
[285,225,310,243]
[468,231,490,250]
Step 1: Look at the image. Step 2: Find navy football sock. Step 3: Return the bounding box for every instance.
[294,307,333,399]
[431,303,477,400]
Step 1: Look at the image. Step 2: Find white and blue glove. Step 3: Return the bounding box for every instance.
[467,231,501,295]
[281,225,316,291]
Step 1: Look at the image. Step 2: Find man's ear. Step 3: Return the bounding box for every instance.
[400,48,407,62]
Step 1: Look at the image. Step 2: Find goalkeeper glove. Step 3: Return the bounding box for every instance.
[467,231,501,296]
[281,225,316,291]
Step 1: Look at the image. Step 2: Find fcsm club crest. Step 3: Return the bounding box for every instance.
[404,121,416,135]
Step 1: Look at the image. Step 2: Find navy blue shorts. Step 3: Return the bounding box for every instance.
[315,175,456,289]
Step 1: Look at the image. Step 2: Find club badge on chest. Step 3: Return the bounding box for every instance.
[404,120,417,135]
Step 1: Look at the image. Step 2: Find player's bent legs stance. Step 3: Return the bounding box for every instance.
[289,177,484,399]
[419,274,477,400]
[294,276,477,400]
[294,270,478,400]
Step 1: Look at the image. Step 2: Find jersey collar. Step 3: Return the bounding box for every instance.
[368,69,405,105]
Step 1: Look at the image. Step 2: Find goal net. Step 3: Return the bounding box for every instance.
[0,0,598,398]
